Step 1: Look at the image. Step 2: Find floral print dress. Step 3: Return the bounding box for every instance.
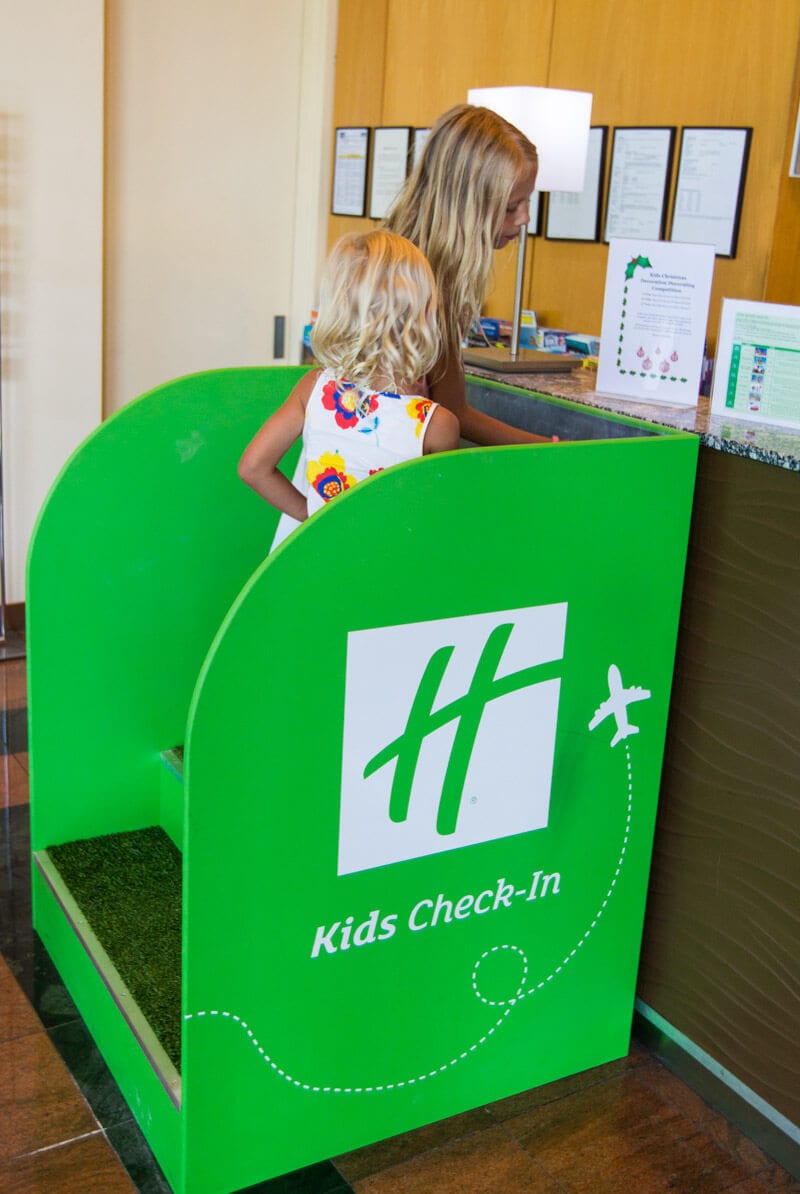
[304,369,438,515]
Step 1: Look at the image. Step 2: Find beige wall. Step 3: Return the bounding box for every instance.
[0,0,336,603]
[329,0,800,346]
[104,0,336,414]
[0,0,104,603]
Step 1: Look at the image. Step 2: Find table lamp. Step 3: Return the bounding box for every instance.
[463,86,592,372]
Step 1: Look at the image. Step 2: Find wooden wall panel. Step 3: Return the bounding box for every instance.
[381,0,555,126]
[536,0,800,343]
[329,0,800,345]
[328,0,389,248]
[331,0,387,129]
[765,42,800,305]
[329,0,556,315]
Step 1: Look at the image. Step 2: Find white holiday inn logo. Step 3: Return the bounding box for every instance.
[339,604,567,875]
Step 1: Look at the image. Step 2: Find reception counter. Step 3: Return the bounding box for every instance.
[466,366,800,1172]
[466,363,799,470]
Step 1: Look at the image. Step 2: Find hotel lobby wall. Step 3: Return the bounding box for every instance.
[0,0,103,605]
[329,0,800,346]
[765,39,800,306]
[1,0,335,605]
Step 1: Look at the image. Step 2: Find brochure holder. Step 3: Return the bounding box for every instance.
[27,367,698,1193]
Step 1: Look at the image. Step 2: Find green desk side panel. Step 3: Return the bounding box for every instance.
[31,865,184,1187]
[26,366,305,851]
[27,366,698,1193]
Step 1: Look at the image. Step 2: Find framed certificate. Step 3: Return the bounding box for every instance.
[368,127,411,219]
[545,126,607,242]
[331,127,370,217]
[604,127,676,242]
[669,127,751,257]
[527,190,541,236]
[411,127,430,169]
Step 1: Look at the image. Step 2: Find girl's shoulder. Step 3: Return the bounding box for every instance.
[294,367,330,408]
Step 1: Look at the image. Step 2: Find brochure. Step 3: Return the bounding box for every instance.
[711,299,800,429]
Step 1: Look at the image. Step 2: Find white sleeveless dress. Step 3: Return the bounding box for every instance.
[303,370,438,515]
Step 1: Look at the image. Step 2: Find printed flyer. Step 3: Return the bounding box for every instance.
[711,299,800,429]
[597,238,715,405]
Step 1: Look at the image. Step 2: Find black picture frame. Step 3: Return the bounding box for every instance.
[331,126,370,217]
[669,127,752,258]
[527,190,542,237]
[604,126,676,242]
[545,126,608,242]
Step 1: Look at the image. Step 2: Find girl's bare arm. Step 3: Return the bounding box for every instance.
[238,369,320,520]
[429,352,552,445]
[423,404,461,454]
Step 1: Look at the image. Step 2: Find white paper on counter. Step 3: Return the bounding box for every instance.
[711,298,800,430]
[596,238,715,406]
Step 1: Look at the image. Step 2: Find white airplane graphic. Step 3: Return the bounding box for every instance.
[589,664,651,748]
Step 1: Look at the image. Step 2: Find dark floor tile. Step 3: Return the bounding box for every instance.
[0,803,31,922]
[25,934,82,1029]
[0,708,28,755]
[335,1107,493,1182]
[0,805,35,991]
[2,926,82,1033]
[350,1124,562,1193]
[49,1017,135,1128]
[242,1158,355,1192]
[0,801,30,897]
[105,1118,173,1194]
[0,1029,97,1160]
[0,1129,135,1192]
[107,1120,355,1194]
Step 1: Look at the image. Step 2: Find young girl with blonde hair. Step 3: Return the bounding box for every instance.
[386,103,550,446]
[239,230,459,522]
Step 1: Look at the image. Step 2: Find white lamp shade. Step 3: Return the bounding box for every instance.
[467,85,592,192]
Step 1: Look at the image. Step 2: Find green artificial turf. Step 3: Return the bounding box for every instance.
[48,826,183,1068]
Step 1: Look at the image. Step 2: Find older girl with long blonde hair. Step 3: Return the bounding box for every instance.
[386,104,548,445]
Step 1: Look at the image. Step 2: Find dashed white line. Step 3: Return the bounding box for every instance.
[185,745,636,1095]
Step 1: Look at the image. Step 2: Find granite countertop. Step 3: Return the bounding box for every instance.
[464,365,800,472]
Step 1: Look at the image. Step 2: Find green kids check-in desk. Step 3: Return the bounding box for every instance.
[27,368,697,1193]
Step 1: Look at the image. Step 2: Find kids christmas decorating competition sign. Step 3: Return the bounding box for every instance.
[597,238,714,404]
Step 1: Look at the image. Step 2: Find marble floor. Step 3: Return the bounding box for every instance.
[2,654,798,1194]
